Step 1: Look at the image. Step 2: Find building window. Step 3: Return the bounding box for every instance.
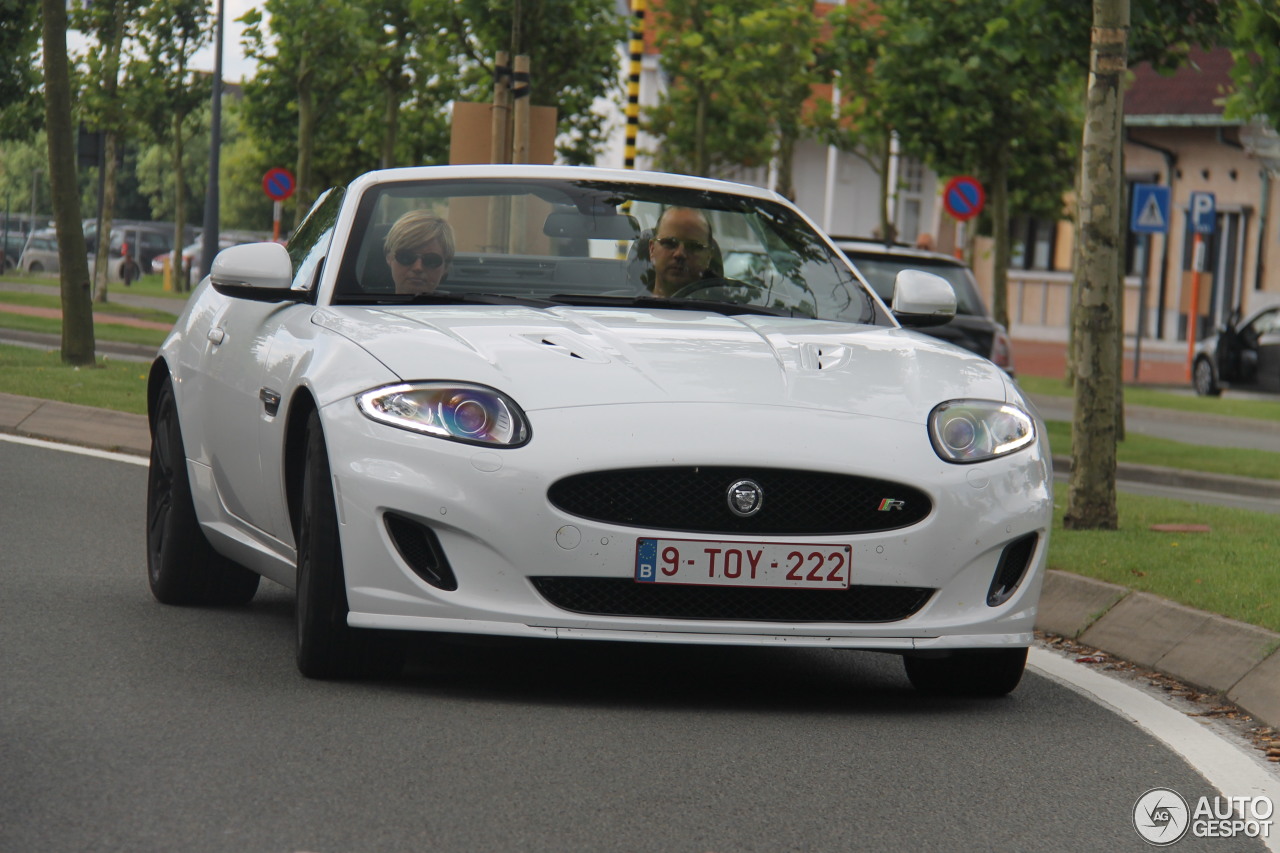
[1009,216,1058,270]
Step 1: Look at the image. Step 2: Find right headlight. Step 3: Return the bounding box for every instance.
[357,382,531,447]
[928,399,1035,463]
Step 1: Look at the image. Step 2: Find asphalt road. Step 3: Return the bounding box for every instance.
[1,440,1267,853]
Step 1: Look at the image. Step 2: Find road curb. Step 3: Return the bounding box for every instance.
[1051,455,1280,501]
[0,392,149,456]
[1037,570,1280,730]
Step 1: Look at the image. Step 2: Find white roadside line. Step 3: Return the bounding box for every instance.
[0,432,148,466]
[1030,647,1280,853]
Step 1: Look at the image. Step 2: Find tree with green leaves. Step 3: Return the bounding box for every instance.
[818,0,903,237]
[0,0,41,143]
[1226,1,1280,124]
[129,0,211,292]
[73,0,146,303]
[41,0,95,365]
[444,0,625,166]
[645,0,821,187]
[872,0,1082,333]
[241,0,367,225]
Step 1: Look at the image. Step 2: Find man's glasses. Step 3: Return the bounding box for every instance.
[653,236,711,253]
[393,250,445,269]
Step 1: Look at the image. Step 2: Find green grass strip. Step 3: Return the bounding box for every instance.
[1050,485,1280,633]
[0,343,149,414]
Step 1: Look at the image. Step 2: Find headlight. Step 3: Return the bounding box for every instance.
[928,399,1035,463]
[357,382,530,447]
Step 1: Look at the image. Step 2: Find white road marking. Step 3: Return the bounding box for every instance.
[0,433,148,466]
[1031,647,1280,853]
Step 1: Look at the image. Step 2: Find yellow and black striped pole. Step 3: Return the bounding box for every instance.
[625,0,645,169]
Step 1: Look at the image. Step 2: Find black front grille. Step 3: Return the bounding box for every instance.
[547,467,931,535]
[531,577,934,623]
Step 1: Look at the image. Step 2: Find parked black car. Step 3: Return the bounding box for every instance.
[1192,304,1280,396]
[833,238,1015,376]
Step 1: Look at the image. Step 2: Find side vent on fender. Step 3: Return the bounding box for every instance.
[987,533,1038,606]
[384,513,458,591]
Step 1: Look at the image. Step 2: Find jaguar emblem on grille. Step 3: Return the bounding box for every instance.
[726,479,764,517]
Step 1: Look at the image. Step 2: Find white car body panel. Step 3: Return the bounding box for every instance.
[152,164,1052,663]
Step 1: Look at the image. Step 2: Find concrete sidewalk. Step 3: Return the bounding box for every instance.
[0,389,1277,733]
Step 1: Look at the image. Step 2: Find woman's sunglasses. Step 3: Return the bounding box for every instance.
[393,250,445,269]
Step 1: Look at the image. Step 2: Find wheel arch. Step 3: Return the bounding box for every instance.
[283,388,320,545]
[146,357,173,434]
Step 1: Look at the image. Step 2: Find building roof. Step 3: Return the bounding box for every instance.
[1125,47,1236,127]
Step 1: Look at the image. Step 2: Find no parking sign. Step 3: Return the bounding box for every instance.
[262,167,296,201]
[943,175,985,221]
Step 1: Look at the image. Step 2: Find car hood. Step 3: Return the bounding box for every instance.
[314,305,1011,421]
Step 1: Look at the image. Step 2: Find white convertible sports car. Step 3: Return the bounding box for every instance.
[147,165,1052,694]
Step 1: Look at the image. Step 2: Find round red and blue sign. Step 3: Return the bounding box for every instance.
[262,167,296,201]
[943,175,985,222]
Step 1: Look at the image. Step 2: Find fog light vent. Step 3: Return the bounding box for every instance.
[987,533,1038,606]
[384,513,458,591]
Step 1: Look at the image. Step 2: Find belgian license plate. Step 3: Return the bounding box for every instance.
[635,538,851,589]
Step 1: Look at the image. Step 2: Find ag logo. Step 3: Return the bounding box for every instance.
[1133,788,1190,846]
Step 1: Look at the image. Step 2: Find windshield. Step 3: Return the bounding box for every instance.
[329,177,883,325]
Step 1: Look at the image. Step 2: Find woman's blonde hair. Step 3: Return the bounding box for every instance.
[384,210,455,260]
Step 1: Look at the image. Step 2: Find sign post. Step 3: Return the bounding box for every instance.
[262,167,296,241]
[1129,184,1171,381]
[942,175,985,260]
[1185,191,1216,379]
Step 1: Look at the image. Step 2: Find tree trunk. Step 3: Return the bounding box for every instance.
[694,84,708,177]
[172,111,187,292]
[92,0,127,304]
[41,0,96,366]
[93,131,120,303]
[381,79,399,169]
[294,63,316,229]
[775,131,797,201]
[990,152,1011,332]
[1064,0,1128,531]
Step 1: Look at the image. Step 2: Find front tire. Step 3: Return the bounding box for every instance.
[1192,357,1221,397]
[903,647,1027,697]
[296,410,403,679]
[147,378,260,605]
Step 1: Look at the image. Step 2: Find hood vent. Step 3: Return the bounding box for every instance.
[800,343,848,371]
[522,333,610,364]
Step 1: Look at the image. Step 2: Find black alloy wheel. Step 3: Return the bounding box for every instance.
[146,378,260,605]
[296,409,403,679]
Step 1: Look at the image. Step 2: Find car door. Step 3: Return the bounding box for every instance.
[1251,308,1280,393]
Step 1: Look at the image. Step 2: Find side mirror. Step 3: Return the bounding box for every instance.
[891,269,956,327]
[209,242,303,302]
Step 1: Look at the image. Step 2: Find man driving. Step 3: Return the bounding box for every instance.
[648,207,715,297]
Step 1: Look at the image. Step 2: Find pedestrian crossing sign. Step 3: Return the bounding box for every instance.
[1130,183,1171,234]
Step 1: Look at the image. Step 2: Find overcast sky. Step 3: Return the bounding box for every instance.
[66,0,261,85]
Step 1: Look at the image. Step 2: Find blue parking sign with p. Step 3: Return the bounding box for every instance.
[1189,191,1216,235]
[1130,184,1170,234]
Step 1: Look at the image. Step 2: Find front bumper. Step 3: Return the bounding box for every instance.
[325,399,1053,652]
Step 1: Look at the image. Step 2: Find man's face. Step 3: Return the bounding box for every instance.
[387,237,448,294]
[650,209,713,297]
